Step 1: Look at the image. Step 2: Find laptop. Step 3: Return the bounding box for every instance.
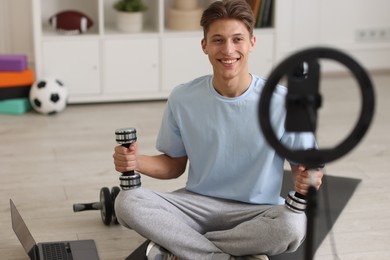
[10,199,100,260]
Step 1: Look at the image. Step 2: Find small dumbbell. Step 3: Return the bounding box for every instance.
[73,186,120,225]
[115,127,141,190]
[285,163,324,213]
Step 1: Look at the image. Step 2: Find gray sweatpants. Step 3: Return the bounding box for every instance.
[115,187,306,260]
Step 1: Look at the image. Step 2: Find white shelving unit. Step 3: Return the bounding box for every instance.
[32,0,275,103]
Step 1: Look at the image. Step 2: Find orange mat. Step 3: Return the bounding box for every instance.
[0,69,35,87]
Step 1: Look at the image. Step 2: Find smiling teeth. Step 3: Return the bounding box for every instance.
[221,59,237,64]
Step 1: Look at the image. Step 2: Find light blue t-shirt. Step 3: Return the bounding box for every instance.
[156,74,315,205]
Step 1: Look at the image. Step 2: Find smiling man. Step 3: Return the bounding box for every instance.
[113,1,323,260]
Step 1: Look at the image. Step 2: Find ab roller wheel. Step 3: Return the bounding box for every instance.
[110,186,120,224]
[73,186,121,226]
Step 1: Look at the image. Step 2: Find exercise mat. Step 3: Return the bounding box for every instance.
[270,173,361,259]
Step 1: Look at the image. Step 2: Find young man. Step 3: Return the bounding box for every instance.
[113,0,323,259]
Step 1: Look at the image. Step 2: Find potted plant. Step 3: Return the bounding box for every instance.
[113,0,148,33]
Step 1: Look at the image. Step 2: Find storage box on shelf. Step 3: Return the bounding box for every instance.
[32,0,275,103]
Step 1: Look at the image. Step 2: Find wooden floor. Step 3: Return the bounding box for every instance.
[1,72,389,260]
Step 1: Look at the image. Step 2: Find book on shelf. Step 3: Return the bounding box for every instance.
[246,0,262,22]
[251,0,273,28]
[261,0,273,28]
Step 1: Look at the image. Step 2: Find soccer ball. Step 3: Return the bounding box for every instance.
[29,78,68,115]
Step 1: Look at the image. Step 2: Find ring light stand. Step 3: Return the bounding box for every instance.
[258,47,375,260]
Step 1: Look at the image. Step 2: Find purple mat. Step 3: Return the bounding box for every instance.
[0,55,27,72]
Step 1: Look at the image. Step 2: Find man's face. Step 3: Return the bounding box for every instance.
[201,18,255,81]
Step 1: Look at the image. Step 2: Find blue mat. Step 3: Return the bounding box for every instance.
[0,98,32,115]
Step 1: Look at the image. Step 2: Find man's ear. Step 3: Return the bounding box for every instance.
[249,35,256,52]
[201,38,207,54]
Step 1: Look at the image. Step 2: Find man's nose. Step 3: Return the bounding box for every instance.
[221,40,235,55]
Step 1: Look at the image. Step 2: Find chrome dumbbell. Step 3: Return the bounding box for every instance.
[285,164,324,213]
[115,127,141,190]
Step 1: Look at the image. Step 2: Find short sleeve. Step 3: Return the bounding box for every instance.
[280,131,317,165]
[156,100,187,157]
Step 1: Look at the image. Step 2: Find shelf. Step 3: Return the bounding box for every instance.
[103,25,160,37]
[41,25,100,38]
[33,0,276,103]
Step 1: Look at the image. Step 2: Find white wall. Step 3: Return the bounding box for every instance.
[274,0,390,71]
[0,0,34,66]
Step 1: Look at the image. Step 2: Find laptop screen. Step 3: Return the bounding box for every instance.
[10,199,37,257]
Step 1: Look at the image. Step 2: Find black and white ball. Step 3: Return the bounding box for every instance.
[29,78,68,115]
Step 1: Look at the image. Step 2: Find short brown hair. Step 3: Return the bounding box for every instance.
[200,0,255,38]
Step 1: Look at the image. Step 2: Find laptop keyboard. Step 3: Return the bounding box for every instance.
[42,243,73,260]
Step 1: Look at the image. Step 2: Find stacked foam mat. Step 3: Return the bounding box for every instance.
[0,55,35,115]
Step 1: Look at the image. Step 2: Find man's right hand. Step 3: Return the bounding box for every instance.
[113,143,138,173]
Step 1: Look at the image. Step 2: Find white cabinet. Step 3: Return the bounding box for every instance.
[103,38,159,96]
[41,39,100,97]
[32,0,276,103]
